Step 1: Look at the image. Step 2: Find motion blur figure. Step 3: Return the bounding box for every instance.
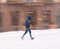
[21,16,34,40]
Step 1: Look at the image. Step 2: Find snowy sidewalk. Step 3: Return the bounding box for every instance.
[0,29,60,49]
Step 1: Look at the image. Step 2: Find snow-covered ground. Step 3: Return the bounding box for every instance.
[0,29,60,49]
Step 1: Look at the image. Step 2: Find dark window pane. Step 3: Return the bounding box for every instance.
[42,10,51,23]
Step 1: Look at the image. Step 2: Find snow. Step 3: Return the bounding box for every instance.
[0,29,60,49]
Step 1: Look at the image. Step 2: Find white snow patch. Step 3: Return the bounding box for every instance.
[0,29,60,49]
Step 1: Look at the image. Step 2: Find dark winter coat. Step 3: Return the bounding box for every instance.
[25,16,32,29]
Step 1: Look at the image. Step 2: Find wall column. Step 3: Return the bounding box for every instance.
[36,6,43,29]
[19,6,25,30]
[50,5,57,24]
[48,4,58,28]
[2,11,11,31]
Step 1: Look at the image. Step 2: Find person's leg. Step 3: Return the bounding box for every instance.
[21,30,28,39]
[29,29,34,40]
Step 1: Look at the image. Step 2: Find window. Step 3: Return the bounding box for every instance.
[10,11,19,26]
[42,10,51,23]
[43,10,51,15]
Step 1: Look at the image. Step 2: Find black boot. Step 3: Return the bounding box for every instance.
[31,37,34,40]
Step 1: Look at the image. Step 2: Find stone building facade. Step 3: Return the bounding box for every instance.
[0,0,60,32]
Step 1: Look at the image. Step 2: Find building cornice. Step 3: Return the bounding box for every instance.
[0,2,60,5]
